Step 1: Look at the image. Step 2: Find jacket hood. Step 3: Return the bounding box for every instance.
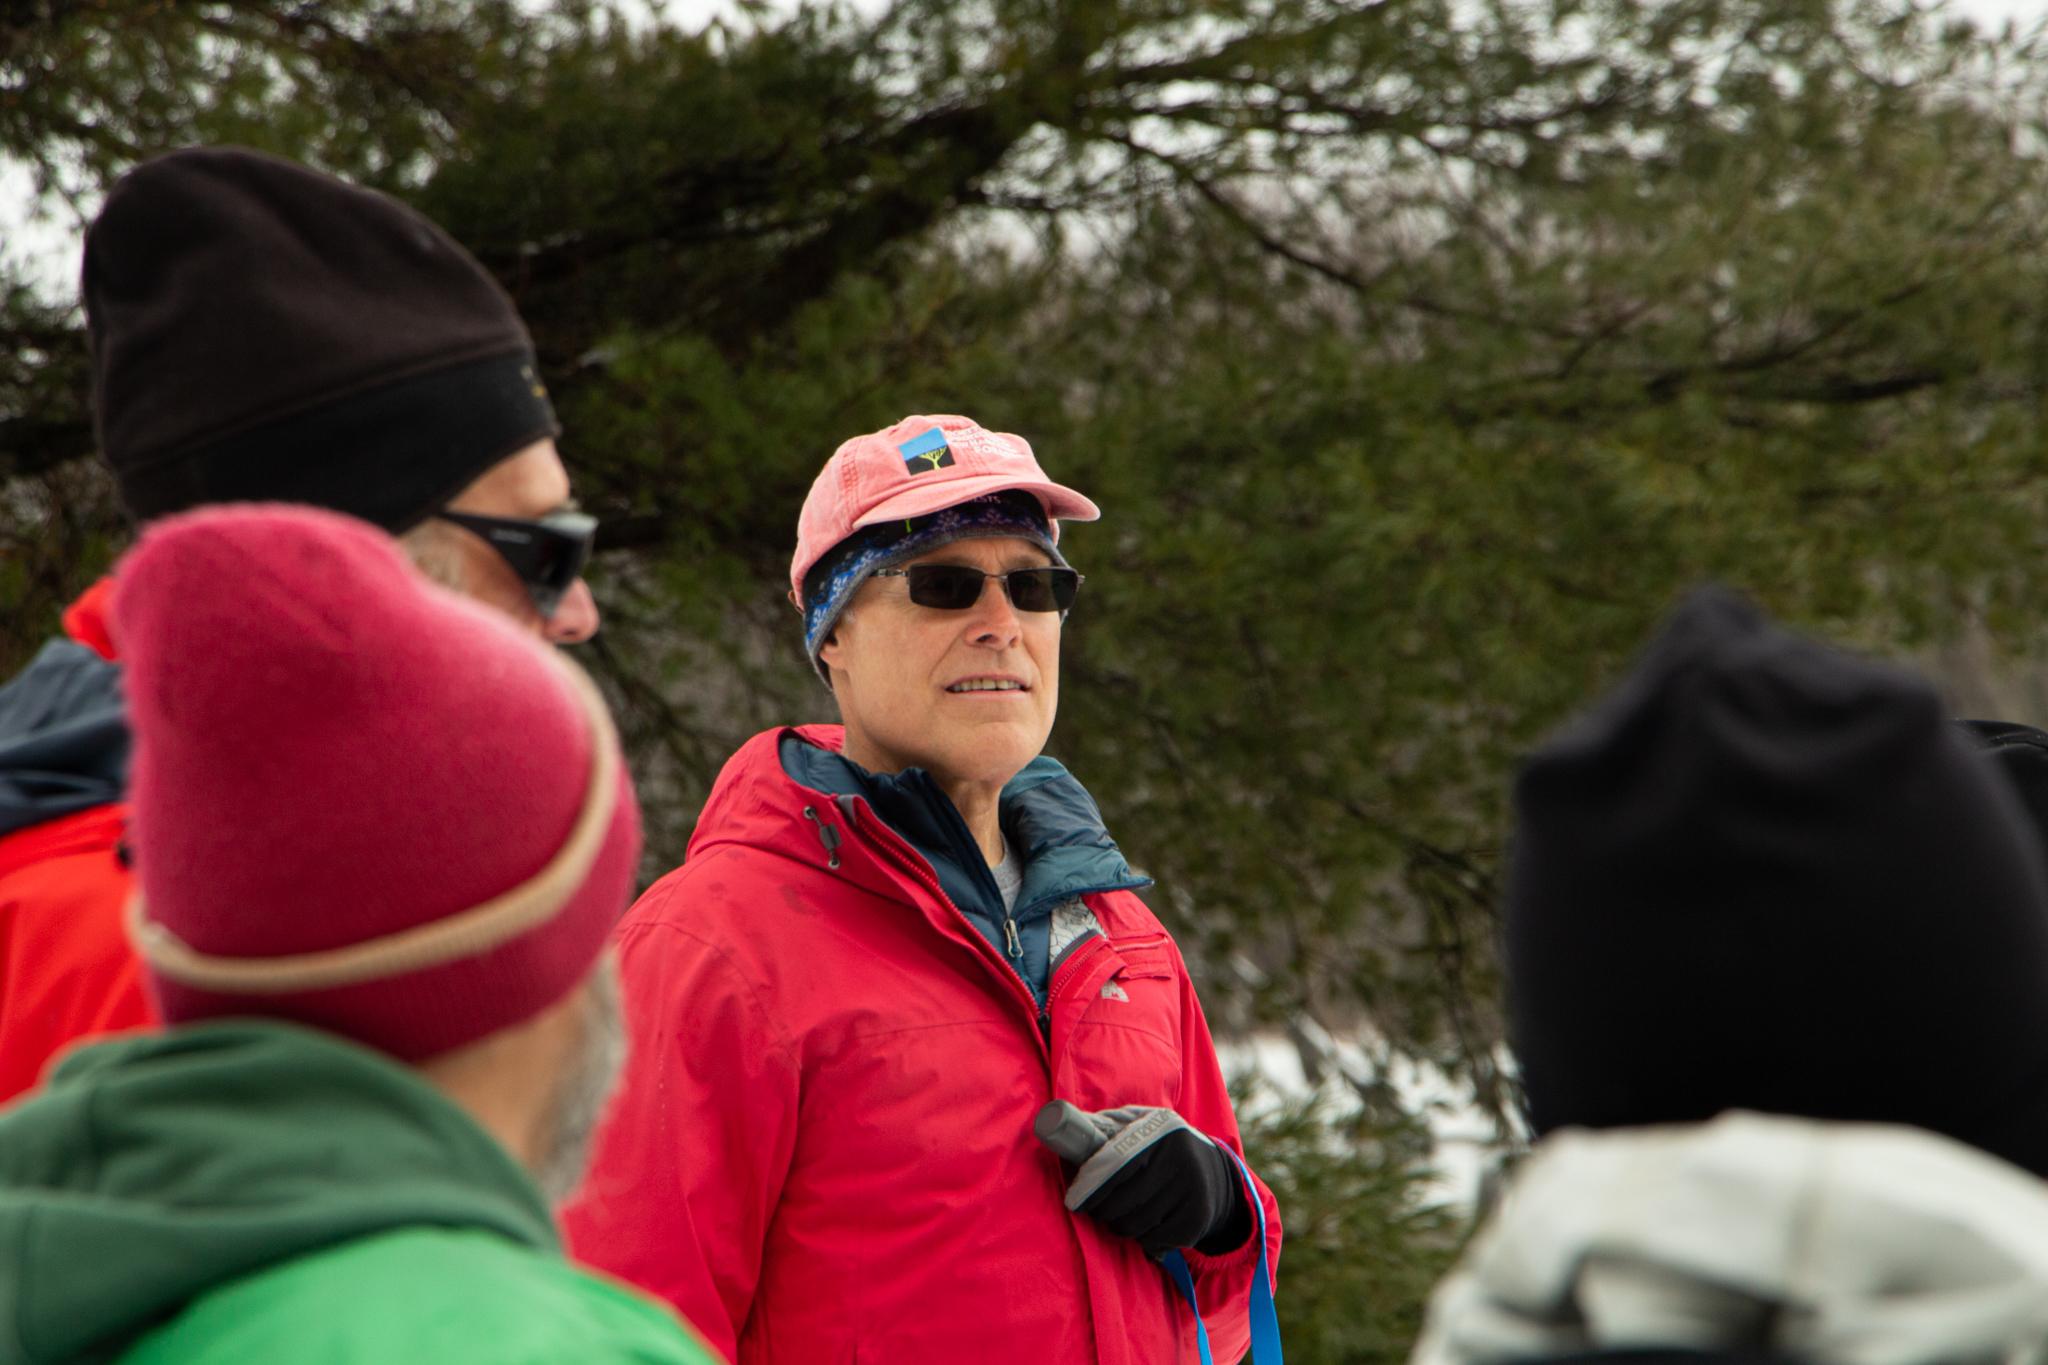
[688,727,1146,1006]
[0,1021,555,1363]
[0,638,129,840]
[1414,1111,2048,1365]
[775,726,1144,920]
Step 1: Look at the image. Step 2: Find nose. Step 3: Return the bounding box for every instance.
[964,573,1021,648]
[545,578,601,645]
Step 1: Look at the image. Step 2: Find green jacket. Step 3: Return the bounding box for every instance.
[0,1021,719,1364]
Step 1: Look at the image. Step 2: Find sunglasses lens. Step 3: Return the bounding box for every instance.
[435,509,597,620]
[900,565,1080,611]
[500,516,595,618]
[1006,568,1077,612]
[530,514,597,594]
[905,564,988,609]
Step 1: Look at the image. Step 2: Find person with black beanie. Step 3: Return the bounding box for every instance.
[1412,587,2048,1365]
[0,146,605,1104]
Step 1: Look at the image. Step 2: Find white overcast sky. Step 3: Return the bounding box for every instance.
[2,0,2043,306]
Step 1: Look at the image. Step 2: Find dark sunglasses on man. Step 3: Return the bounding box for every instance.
[433,508,598,620]
[872,564,1084,612]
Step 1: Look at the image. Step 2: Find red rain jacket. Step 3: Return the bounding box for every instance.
[0,580,153,1103]
[566,726,1281,1364]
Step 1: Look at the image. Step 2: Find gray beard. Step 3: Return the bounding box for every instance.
[533,957,628,1204]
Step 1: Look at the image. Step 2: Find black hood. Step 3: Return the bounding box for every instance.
[0,639,130,839]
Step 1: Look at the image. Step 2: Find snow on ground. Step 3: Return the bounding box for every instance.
[1217,1031,1512,1212]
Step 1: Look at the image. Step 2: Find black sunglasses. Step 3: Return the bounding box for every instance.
[872,564,1084,612]
[433,508,597,620]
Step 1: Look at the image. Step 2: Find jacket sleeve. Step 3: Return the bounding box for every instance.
[1172,951,1283,1364]
[562,908,801,1363]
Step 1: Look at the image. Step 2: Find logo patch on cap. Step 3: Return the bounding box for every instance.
[897,427,956,474]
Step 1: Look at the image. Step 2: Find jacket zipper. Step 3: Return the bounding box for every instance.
[925,776,1023,967]
[838,798,1052,1054]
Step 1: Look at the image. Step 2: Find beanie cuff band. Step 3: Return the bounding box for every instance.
[114,350,559,533]
[127,654,618,995]
[800,490,1062,673]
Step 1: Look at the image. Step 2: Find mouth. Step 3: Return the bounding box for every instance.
[945,676,1030,695]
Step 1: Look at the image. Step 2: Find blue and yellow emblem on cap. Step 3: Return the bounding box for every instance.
[897,427,956,474]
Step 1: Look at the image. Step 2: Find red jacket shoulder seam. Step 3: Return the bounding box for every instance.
[615,918,801,1068]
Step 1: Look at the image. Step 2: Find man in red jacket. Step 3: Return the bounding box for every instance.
[566,414,1282,1363]
[0,146,604,1103]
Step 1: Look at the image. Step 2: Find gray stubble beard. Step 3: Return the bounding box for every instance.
[533,954,628,1205]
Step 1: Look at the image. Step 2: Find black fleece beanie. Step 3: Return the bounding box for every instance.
[1507,586,2048,1176]
[83,146,557,532]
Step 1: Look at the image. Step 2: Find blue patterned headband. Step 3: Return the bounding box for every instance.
[800,490,1064,680]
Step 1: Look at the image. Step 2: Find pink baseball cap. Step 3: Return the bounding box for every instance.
[790,414,1100,597]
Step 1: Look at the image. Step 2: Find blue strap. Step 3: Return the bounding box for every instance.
[1163,1251,1216,1365]
[1162,1147,1281,1364]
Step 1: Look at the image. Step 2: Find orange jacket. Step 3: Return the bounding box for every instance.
[0,580,153,1104]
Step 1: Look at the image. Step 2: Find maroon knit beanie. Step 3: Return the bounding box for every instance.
[84,146,558,532]
[112,504,641,1061]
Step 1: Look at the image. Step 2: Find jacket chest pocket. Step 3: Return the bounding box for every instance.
[1059,933,1184,1111]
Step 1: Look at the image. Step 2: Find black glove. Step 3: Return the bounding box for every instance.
[1045,1105,1251,1258]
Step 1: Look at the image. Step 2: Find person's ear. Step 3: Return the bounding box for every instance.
[818,604,857,669]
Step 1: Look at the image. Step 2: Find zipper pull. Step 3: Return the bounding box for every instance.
[1005,918,1022,958]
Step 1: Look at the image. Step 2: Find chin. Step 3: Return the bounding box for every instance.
[928,726,1046,784]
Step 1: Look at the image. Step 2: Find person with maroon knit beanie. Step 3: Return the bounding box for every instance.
[0,506,717,1365]
[0,144,607,1105]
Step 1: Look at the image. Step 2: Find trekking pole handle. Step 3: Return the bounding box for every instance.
[1034,1098,1111,1164]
